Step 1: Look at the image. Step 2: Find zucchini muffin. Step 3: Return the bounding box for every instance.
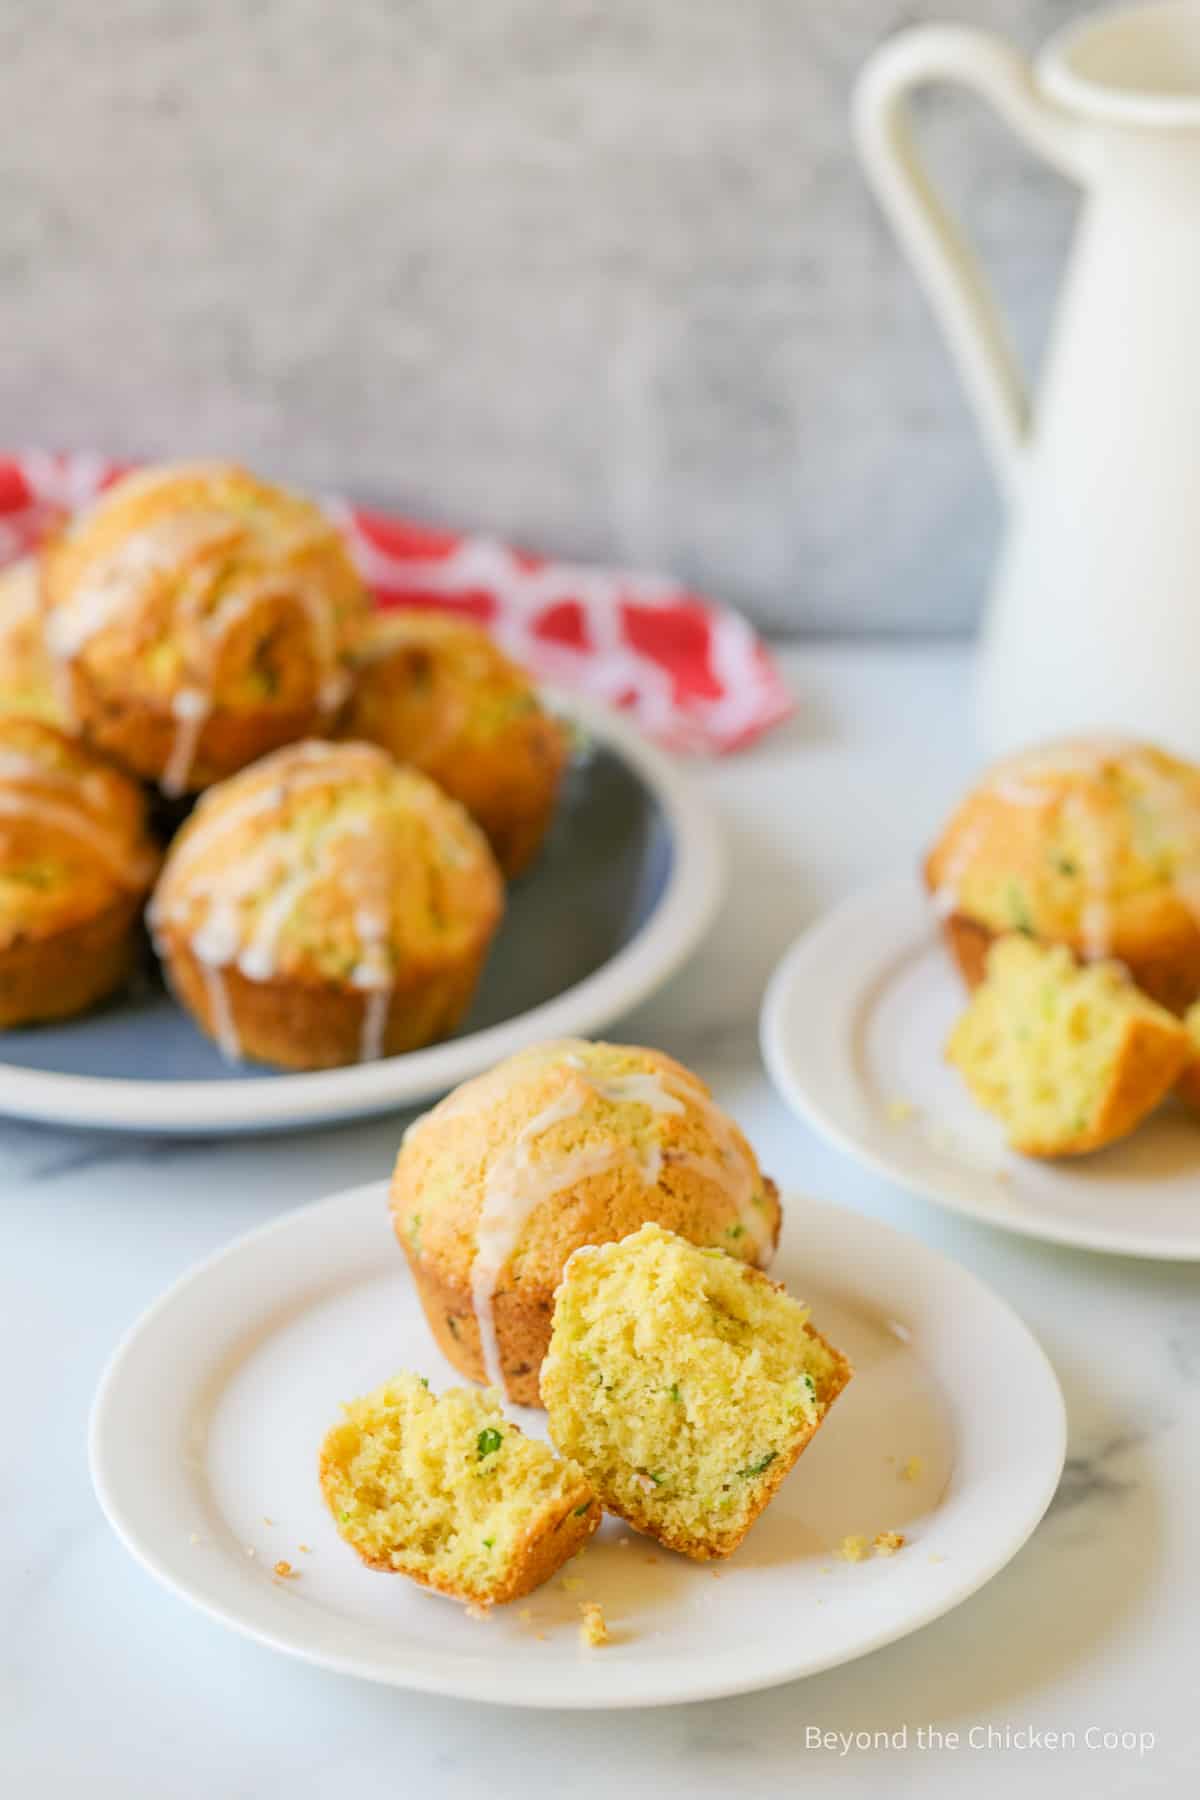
[150,739,503,1069]
[542,1224,851,1560]
[338,612,568,877]
[0,716,160,1026]
[926,737,1200,1013]
[319,1372,600,1609]
[946,936,1190,1157]
[0,559,65,725]
[42,463,369,795]
[392,1039,782,1407]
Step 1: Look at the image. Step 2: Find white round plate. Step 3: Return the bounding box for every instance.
[762,872,1200,1262]
[90,1178,1065,1709]
[0,698,722,1135]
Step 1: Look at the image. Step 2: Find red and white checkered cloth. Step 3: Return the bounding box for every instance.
[0,450,792,754]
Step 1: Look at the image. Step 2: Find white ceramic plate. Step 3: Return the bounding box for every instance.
[90,1178,1065,1709]
[0,698,723,1134]
[762,872,1200,1262]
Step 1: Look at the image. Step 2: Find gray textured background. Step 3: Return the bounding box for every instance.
[0,0,1082,631]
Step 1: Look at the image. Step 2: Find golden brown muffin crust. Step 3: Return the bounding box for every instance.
[42,463,369,793]
[338,612,568,877]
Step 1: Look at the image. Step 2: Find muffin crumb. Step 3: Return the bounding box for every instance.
[579,1602,608,1647]
[874,1531,906,1556]
[838,1535,871,1563]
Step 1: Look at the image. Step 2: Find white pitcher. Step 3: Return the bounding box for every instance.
[855,2,1200,758]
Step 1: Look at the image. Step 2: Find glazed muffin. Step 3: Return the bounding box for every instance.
[946,936,1190,1157]
[149,739,503,1069]
[543,1224,851,1560]
[0,716,160,1027]
[0,559,65,725]
[926,737,1200,1013]
[319,1372,600,1609]
[391,1039,782,1407]
[338,612,568,877]
[42,463,370,795]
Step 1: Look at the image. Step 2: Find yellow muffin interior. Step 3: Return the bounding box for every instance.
[946,935,1185,1150]
[542,1224,843,1554]
[320,1373,594,1601]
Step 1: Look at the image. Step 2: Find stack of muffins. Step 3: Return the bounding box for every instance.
[0,462,569,1067]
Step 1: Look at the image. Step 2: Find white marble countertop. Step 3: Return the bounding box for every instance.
[3,642,1196,1795]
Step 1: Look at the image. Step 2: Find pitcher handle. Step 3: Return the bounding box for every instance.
[853,25,1093,499]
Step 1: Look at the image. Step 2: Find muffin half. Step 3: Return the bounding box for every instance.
[926,737,1200,1013]
[338,611,568,877]
[0,717,160,1026]
[150,739,503,1069]
[946,935,1191,1156]
[542,1224,851,1560]
[319,1372,600,1609]
[391,1039,782,1406]
[42,462,369,794]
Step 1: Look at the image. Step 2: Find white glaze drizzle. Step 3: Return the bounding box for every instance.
[161,687,211,798]
[471,1123,619,1392]
[200,962,242,1062]
[358,988,390,1064]
[652,1069,775,1262]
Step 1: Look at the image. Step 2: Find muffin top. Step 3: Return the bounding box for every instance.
[150,739,502,991]
[0,716,160,949]
[0,559,64,726]
[925,737,1200,960]
[43,463,368,778]
[392,1038,779,1299]
[342,611,565,769]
